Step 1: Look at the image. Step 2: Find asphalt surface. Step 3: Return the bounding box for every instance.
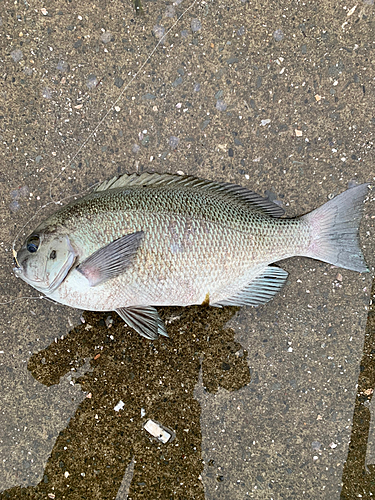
[0,0,374,498]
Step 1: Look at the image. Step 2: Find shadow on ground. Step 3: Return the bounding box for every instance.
[0,306,250,500]
[341,278,375,499]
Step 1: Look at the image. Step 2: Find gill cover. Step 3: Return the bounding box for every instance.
[14,234,77,294]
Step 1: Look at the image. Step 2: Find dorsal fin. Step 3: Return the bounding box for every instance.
[94,172,284,217]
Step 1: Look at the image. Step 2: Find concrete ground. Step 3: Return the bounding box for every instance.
[0,0,374,498]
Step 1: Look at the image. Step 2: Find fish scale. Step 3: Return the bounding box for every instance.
[45,195,301,306]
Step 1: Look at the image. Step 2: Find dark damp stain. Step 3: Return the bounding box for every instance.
[1,306,250,499]
[341,277,375,499]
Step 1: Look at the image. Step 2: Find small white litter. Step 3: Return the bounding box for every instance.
[144,419,172,444]
[114,400,125,412]
[260,119,271,126]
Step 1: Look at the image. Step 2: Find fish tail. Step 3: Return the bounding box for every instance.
[301,183,369,272]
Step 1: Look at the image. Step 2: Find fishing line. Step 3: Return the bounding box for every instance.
[12,182,100,259]
[11,0,199,257]
[49,0,199,196]
[0,295,47,306]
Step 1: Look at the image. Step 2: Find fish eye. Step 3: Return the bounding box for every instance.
[50,250,56,260]
[26,235,40,253]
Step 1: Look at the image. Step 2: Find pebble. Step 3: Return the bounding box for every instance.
[132,144,140,153]
[200,119,210,130]
[172,76,183,88]
[142,93,156,101]
[86,74,98,89]
[23,67,33,76]
[191,19,202,32]
[105,316,113,328]
[164,5,175,18]
[311,441,322,451]
[193,82,201,92]
[9,201,20,213]
[100,31,113,44]
[114,77,124,88]
[153,25,165,40]
[56,60,70,72]
[11,49,23,63]
[216,100,227,111]
[169,136,179,149]
[42,87,52,99]
[10,190,20,200]
[260,119,271,126]
[273,29,284,41]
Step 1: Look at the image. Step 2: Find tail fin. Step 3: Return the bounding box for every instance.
[302,183,369,272]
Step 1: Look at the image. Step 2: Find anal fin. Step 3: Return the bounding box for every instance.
[212,266,288,307]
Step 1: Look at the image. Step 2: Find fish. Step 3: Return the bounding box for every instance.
[13,173,369,339]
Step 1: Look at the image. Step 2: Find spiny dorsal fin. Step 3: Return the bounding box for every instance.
[94,172,284,217]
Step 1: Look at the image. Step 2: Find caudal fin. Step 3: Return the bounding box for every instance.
[302,183,369,272]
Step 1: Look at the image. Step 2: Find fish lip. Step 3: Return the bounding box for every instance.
[13,266,23,277]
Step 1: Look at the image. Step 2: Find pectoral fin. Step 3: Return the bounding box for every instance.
[116,306,168,339]
[77,231,144,287]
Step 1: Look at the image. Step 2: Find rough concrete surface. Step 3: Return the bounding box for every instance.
[0,0,374,498]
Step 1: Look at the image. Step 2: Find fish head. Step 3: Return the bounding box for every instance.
[13,231,77,294]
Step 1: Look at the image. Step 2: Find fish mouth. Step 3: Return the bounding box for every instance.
[13,256,23,277]
[13,266,23,277]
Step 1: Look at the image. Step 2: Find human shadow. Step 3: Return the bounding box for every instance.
[341,278,375,499]
[0,306,250,500]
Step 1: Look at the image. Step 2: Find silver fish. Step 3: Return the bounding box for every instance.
[13,173,369,339]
